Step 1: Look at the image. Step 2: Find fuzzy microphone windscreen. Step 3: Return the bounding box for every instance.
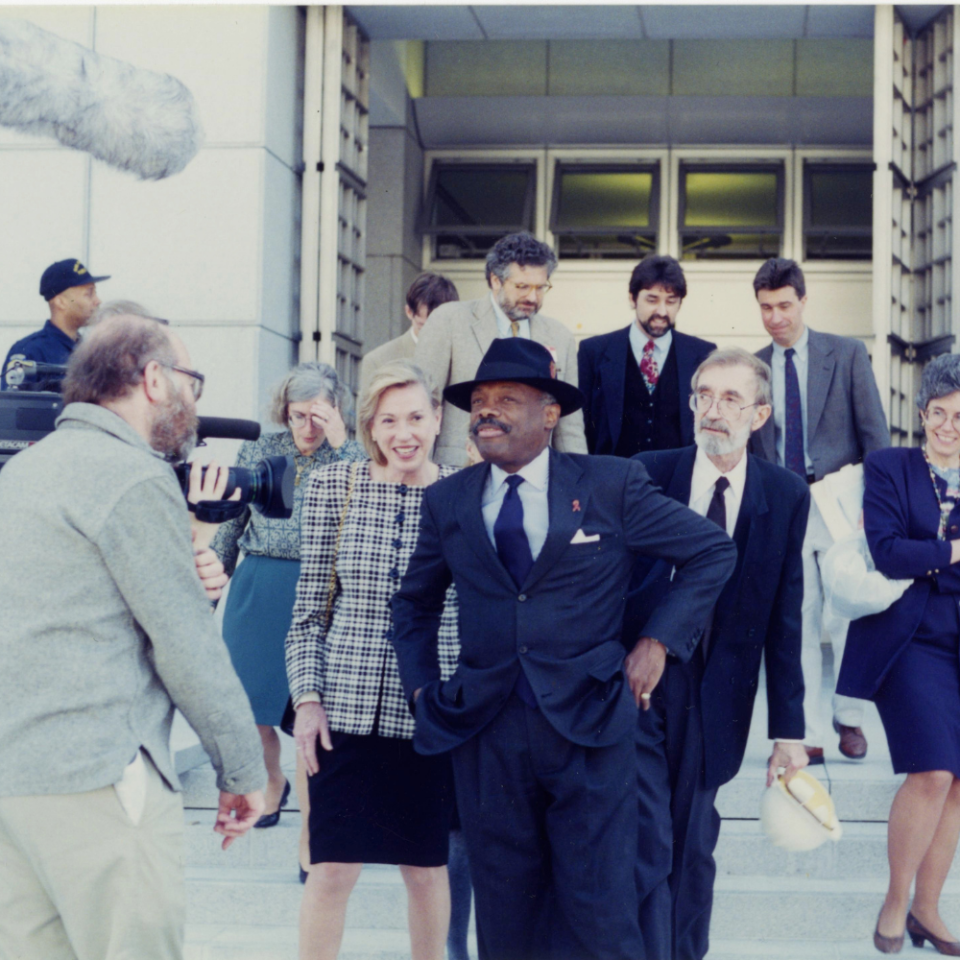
[0,18,204,180]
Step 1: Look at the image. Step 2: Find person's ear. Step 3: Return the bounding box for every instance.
[544,403,561,431]
[142,359,168,404]
[751,404,772,433]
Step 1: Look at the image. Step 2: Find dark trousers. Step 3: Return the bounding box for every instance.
[636,651,721,960]
[452,694,643,960]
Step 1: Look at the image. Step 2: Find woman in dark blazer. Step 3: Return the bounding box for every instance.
[838,354,960,955]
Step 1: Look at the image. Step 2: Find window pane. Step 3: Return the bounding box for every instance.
[808,169,872,228]
[683,171,779,227]
[433,233,504,261]
[555,171,653,230]
[429,166,532,230]
[680,232,782,261]
[556,233,656,260]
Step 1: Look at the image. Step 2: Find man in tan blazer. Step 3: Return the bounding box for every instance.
[359,272,459,397]
[415,232,587,465]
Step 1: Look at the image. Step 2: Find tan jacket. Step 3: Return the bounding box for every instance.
[415,296,587,465]
[358,329,417,399]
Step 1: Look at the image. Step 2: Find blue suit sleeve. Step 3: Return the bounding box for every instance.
[864,454,951,579]
[391,491,453,704]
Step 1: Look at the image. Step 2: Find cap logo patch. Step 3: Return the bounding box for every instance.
[73,262,87,274]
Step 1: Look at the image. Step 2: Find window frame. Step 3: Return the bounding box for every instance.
[677,160,785,260]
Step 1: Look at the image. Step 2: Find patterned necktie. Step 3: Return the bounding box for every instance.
[494,475,538,708]
[706,476,730,533]
[784,347,806,478]
[640,339,659,393]
[510,320,520,337]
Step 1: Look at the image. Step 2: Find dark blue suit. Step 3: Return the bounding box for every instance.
[1,320,75,390]
[392,449,736,960]
[626,447,808,960]
[578,326,716,455]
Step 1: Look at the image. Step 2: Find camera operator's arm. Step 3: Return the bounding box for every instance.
[97,474,267,803]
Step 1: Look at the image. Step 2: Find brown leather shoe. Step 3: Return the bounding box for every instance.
[805,746,825,765]
[834,719,868,759]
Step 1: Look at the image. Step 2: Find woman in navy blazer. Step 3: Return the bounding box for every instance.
[838,355,960,955]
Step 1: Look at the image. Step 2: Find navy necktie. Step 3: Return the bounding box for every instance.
[494,475,538,707]
[494,475,534,588]
[784,347,806,478]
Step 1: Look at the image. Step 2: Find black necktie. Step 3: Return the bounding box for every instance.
[784,347,806,478]
[706,476,730,533]
[494,475,538,707]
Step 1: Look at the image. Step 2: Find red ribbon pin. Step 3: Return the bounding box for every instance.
[572,499,581,512]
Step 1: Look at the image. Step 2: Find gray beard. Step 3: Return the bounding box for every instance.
[150,388,198,461]
[694,416,752,457]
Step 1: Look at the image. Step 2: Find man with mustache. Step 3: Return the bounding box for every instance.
[0,314,265,960]
[625,348,810,960]
[415,232,586,466]
[578,255,715,457]
[392,338,736,960]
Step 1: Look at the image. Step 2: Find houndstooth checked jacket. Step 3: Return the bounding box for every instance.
[286,460,460,739]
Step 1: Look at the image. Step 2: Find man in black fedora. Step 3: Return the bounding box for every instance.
[2,259,110,390]
[392,338,736,960]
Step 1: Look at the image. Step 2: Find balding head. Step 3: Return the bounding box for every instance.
[62,314,179,406]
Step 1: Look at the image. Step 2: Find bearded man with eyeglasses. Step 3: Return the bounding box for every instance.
[415,232,587,465]
[0,314,265,960]
[624,347,810,960]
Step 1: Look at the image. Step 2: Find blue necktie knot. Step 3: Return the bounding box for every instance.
[785,347,796,360]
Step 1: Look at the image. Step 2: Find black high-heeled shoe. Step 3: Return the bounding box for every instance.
[907,913,960,955]
[253,778,291,829]
[874,909,904,954]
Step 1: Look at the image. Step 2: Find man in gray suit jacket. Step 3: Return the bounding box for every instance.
[750,258,890,764]
[0,314,265,960]
[358,272,459,398]
[415,232,587,466]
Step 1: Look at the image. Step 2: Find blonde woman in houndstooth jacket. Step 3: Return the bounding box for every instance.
[288,359,459,960]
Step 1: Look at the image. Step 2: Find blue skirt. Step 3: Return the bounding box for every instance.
[221,555,300,727]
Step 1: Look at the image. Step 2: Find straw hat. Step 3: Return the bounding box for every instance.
[760,769,843,852]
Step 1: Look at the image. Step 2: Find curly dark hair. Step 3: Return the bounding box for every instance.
[485,232,558,285]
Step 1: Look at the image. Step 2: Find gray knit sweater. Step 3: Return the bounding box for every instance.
[0,403,265,797]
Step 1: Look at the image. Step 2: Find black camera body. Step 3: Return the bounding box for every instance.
[0,389,294,519]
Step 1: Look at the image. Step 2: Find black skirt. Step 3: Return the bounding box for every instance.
[307,731,454,867]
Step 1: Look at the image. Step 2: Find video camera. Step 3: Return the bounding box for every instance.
[0,364,295,520]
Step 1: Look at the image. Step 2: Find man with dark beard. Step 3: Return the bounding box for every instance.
[578,256,716,457]
[0,315,265,960]
[624,348,809,960]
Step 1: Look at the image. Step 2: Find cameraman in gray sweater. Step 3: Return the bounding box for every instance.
[0,314,265,960]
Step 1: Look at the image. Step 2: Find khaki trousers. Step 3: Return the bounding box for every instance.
[0,751,185,960]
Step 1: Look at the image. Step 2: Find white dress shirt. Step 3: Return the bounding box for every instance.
[687,445,747,538]
[770,325,812,476]
[629,323,673,373]
[490,292,531,340]
[481,446,550,560]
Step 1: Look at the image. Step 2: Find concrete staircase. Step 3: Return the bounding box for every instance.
[177,652,960,960]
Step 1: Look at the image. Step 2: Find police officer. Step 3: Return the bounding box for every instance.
[2,259,110,390]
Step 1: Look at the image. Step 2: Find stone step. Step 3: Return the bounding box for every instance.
[186,924,414,960]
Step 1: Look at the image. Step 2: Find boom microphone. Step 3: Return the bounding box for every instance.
[0,18,203,180]
[197,417,261,443]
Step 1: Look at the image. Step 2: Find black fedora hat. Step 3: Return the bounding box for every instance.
[444,338,584,416]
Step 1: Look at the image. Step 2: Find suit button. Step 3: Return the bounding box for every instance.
[952,526,959,534]
[927,570,933,576]
[518,594,527,602]
[519,645,528,654]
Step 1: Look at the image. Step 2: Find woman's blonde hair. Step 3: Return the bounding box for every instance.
[358,359,441,465]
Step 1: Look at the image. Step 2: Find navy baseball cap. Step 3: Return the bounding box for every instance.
[40,259,110,301]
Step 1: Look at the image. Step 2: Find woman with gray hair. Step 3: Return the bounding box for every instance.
[209,362,364,875]
[838,353,960,954]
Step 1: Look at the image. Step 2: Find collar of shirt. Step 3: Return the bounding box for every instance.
[771,324,809,362]
[629,322,672,369]
[689,445,748,537]
[481,446,551,560]
[44,319,78,351]
[409,328,418,345]
[490,292,531,339]
[487,445,549,498]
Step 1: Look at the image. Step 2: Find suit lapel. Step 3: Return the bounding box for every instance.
[523,449,587,592]
[666,445,696,503]
[470,296,500,359]
[599,327,630,445]
[805,330,835,442]
[454,463,517,593]
[673,334,697,446]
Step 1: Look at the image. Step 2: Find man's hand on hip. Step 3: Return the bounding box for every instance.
[625,636,666,711]
[214,790,265,849]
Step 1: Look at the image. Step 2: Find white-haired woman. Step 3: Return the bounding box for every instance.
[209,362,364,870]
[288,359,458,960]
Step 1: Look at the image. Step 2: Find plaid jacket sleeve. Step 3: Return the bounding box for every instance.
[285,462,352,703]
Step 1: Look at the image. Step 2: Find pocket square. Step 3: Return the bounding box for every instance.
[570,529,600,544]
